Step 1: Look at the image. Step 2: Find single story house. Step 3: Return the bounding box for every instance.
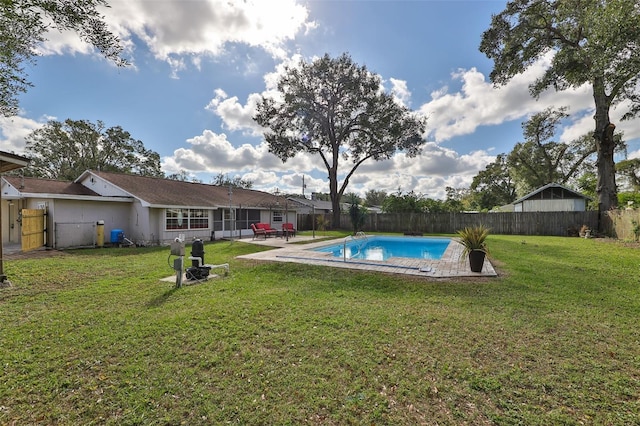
[1,170,297,249]
[511,183,591,212]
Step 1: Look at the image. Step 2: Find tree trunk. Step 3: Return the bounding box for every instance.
[592,77,617,215]
[329,169,341,228]
[596,122,617,211]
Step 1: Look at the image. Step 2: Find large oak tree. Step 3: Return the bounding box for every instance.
[507,107,598,195]
[254,53,426,227]
[480,0,640,213]
[24,119,162,180]
[0,0,126,116]
[616,158,640,191]
[469,154,517,211]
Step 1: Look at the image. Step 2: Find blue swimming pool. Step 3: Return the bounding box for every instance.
[313,236,451,261]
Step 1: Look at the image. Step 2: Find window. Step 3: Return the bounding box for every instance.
[166,208,188,230]
[166,208,209,230]
[189,209,208,229]
[272,210,283,222]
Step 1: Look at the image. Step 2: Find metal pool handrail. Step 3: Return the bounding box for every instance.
[343,232,368,262]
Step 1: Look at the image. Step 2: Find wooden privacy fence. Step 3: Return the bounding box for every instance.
[298,211,601,236]
[601,209,640,240]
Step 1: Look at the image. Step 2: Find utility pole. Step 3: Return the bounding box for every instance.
[302,175,306,198]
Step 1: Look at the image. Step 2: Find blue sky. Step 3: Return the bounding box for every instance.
[2,0,639,199]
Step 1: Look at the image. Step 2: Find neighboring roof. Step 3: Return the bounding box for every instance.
[83,170,286,209]
[288,197,334,211]
[0,151,29,173]
[513,183,591,204]
[3,176,101,197]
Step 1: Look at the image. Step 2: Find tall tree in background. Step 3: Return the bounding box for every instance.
[616,159,640,191]
[364,189,387,207]
[254,53,426,227]
[346,193,367,234]
[24,119,162,180]
[507,107,597,195]
[480,0,640,213]
[0,0,126,116]
[211,172,253,189]
[382,191,425,213]
[165,170,202,183]
[469,154,517,211]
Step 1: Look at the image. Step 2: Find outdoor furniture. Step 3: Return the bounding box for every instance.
[255,223,277,238]
[251,223,267,240]
[282,222,296,237]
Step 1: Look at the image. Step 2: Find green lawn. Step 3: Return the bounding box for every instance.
[1,235,639,425]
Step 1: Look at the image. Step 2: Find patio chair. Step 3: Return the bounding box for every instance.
[282,222,296,237]
[251,223,267,240]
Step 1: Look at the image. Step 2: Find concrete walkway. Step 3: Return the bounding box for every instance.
[236,234,497,278]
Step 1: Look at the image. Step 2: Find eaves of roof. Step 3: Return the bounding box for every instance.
[513,183,591,204]
[86,170,291,210]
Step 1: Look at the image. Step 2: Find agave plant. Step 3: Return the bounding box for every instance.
[456,224,490,257]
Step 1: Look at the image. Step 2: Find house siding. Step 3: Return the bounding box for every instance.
[80,174,131,197]
[518,198,585,212]
[49,199,131,248]
[128,199,153,244]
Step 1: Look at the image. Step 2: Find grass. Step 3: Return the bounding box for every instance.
[1,235,639,425]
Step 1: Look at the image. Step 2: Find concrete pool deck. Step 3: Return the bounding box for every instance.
[235,235,497,278]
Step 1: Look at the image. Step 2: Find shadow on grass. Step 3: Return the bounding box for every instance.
[146,286,180,308]
[66,245,167,257]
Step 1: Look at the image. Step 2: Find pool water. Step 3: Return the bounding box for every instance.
[314,236,451,261]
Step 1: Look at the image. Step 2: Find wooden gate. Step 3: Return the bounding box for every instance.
[21,209,46,252]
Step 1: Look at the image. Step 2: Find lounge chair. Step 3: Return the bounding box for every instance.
[282,222,296,237]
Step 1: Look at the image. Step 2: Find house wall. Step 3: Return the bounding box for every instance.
[125,199,155,244]
[154,208,216,244]
[80,174,130,197]
[148,207,163,244]
[518,199,585,212]
[1,199,26,245]
[259,210,297,226]
[14,197,131,249]
[44,199,131,248]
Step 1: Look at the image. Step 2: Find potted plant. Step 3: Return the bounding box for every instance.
[456,224,490,272]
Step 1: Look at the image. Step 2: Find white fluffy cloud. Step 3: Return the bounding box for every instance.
[0,115,48,153]
[36,1,313,75]
[161,129,325,178]
[388,78,411,107]
[162,130,281,174]
[205,91,264,136]
[111,1,310,66]
[420,53,594,143]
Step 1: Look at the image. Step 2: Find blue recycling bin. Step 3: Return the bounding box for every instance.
[110,229,124,244]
